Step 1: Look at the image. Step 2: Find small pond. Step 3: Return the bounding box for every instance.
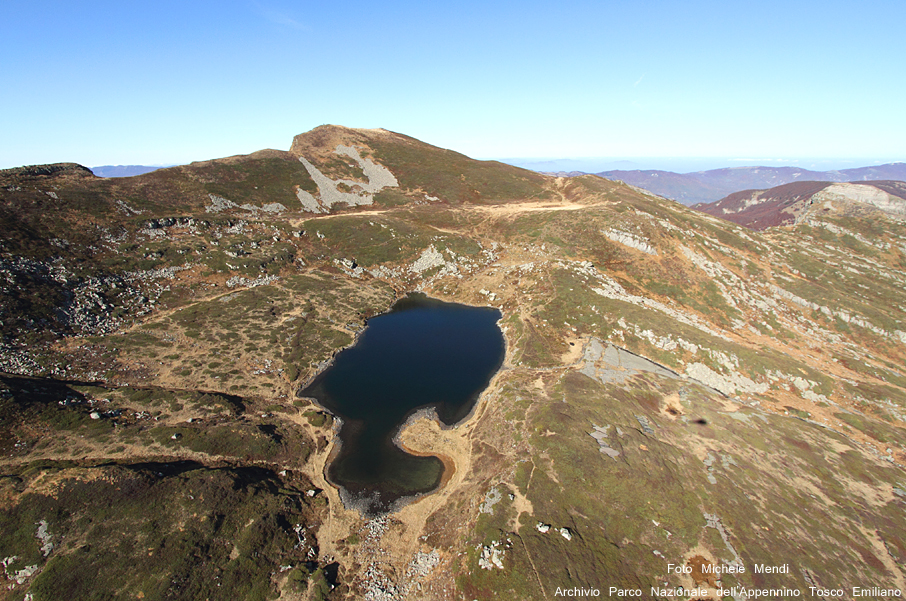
[299,293,505,514]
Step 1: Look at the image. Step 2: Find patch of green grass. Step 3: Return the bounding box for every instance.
[199,156,316,210]
[1,462,322,601]
[303,410,332,428]
[833,412,900,444]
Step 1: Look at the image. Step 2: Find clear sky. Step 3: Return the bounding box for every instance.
[2,0,904,170]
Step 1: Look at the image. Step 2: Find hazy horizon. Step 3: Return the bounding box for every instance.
[496,156,906,175]
[77,156,906,179]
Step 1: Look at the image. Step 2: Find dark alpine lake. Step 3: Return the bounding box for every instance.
[299,293,505,514]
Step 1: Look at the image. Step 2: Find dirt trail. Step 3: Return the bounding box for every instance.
[465,200,605,216]
[289,209,395,224]
[291,199,606,224]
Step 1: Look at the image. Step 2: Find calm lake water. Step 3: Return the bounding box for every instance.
[299,293,505,514]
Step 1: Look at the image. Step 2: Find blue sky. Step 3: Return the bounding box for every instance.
[1,0,904,171]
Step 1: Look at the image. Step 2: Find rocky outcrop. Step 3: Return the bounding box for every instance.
[603,228,658,255]
[684,362,768,397]
[589,424,621,459]
[409,245,447,274]
[478,540,507,570]
[812,182,906,217]
[205,194,287,215]
[225,275,279,289]
[206,194,238,213]
[580,338,679,385]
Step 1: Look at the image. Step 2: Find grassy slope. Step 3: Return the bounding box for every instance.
[1,127,904,599]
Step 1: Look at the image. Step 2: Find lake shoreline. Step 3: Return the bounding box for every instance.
[295,291,505,515]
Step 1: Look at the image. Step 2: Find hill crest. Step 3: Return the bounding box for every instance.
[694,180,906,229]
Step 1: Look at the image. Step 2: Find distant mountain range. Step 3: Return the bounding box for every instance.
[693,180,906,230]
[596,163,906,205]
[90,164,171,177]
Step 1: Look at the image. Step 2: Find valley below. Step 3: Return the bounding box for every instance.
[1,125,905,601]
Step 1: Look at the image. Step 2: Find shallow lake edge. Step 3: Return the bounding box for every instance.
[294,291,508,515]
